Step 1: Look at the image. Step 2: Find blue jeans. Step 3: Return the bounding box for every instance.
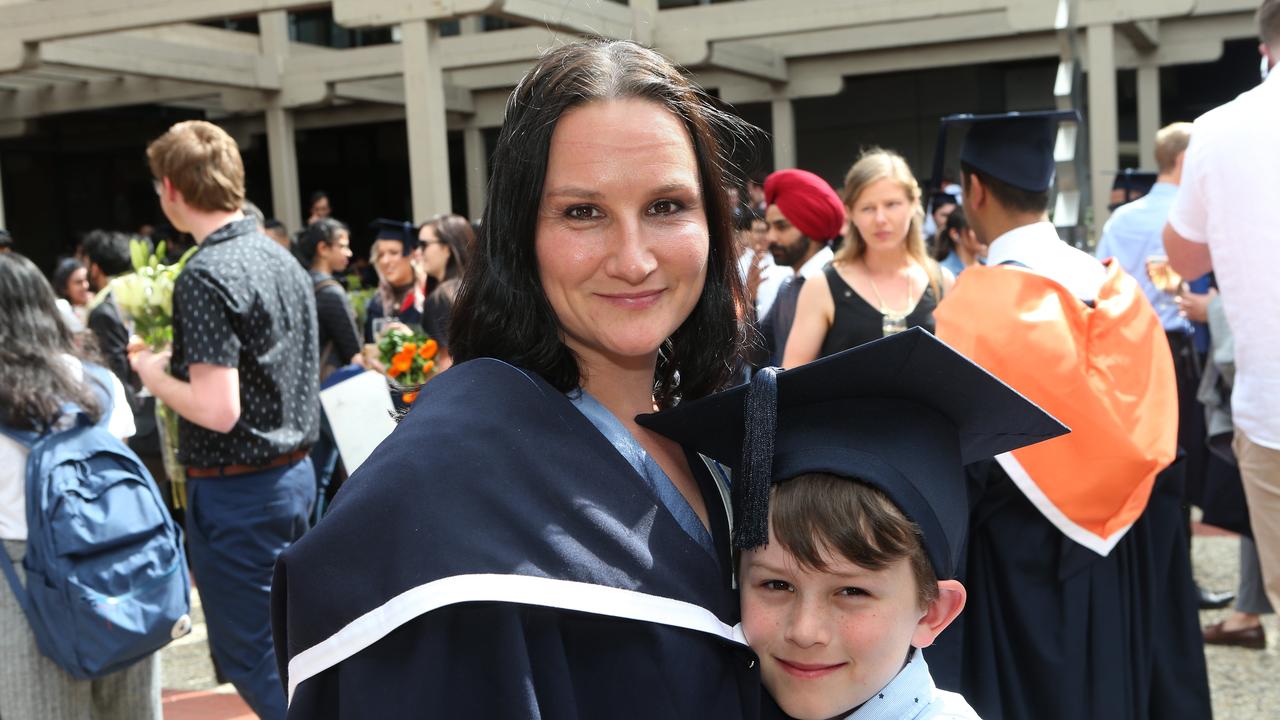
[185,459,314,720]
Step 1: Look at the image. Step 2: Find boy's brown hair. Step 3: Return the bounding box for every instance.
[769,473,940,609]
[146,121,245,213]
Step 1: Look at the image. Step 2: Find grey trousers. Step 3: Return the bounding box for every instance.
[0,539,161,720]
[1238,536,1276,615]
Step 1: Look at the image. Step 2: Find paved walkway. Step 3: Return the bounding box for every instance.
[161,588,256,720]
[161,521,1276,719]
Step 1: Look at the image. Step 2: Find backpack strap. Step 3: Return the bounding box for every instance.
[0,527,35,627]
[313,278,342,294]
[81,363,115,429]
[0,424,39,449]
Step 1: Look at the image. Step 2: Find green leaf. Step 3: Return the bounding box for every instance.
[130,239,148,271]
[175,245,198,271]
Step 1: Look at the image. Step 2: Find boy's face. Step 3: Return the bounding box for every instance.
[740,528,934,720]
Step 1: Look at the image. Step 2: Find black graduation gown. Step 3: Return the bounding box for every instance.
[929,457,1212,720]
[272,358,760,719]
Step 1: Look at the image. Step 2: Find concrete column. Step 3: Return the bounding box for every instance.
[402,19,452,221]
[463,125,487,220]
[1136,63,1161,171]
[631,0,658,46]
[264,107,301,230]
[1086,22,1118,236]
[259,10,301,231]
[771,96,796,171]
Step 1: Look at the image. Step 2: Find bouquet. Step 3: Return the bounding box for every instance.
[109,239,196,350]
[109,239,196,508]
[378,327,440,404]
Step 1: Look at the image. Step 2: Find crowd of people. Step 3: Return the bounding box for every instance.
[0,2,1278,719]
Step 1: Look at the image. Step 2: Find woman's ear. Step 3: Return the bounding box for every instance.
[911,580,967,649]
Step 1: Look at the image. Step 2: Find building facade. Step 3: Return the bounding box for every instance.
[0,0,1265,265]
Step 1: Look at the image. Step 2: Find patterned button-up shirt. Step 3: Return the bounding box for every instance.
[171,218,319,468]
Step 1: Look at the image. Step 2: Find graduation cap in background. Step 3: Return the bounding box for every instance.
[370,218,419,253]
[930,109,1081,195]
[637,328,1068,579]
[1108,169,1158,210]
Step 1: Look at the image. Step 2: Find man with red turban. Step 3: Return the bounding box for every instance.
[759,168,846,366]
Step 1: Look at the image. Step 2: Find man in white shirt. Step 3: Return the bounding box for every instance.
[1164,0,1280,613]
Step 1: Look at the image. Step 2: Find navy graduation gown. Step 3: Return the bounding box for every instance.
[272,358,760,719]
[929,458,1211,720]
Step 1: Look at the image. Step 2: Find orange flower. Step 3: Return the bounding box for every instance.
[419,339,438,360]
[422,360,436,376]
[390,345,415,376]
[402,391,419,404]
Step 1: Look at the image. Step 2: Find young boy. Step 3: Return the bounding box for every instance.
[639,327,1067,719]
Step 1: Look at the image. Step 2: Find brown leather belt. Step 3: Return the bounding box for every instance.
[187,448,310,479]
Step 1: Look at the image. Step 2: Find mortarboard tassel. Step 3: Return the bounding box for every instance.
[735,367,778,550]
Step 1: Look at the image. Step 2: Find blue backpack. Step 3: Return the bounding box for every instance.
[0,365,191,679]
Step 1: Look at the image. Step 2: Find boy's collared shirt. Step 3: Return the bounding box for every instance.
[844,650,980,720]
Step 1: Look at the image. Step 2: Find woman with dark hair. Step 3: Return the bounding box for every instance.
[298,219,362,377]
[274,40,760,718]
[934,208,987,277]
[417,213,472,294]
[51,256,91,331]
[415,214,472,357]
[306,191,331,225]
[420,277,460,372]
[0,253,154,718]
[299,219,363,525]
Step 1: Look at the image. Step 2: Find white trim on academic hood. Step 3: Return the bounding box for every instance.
[996,452,1132,557]
[286,573,749,704]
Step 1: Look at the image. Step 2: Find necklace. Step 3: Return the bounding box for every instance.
[864,262,914,317]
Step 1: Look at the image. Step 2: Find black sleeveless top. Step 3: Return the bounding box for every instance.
[818,263,939,358]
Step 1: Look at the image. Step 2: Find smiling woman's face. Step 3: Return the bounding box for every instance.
[534,98,709,371]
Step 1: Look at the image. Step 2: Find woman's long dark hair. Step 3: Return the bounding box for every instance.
[298,217,349,267]
[0,253,103,429]
[52,257,85,301]
[449,39,755,408]
[932,208,969,262]
[421,214,473,284]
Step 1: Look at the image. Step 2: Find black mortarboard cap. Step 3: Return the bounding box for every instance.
[930,109,1081,195]
[370,218,418,252]
[636,328,1068,579]
[1109,169,1158,209]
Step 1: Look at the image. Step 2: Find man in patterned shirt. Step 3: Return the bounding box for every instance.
[130,120,318,720]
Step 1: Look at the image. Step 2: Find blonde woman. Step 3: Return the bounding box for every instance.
[783,148,954,366]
